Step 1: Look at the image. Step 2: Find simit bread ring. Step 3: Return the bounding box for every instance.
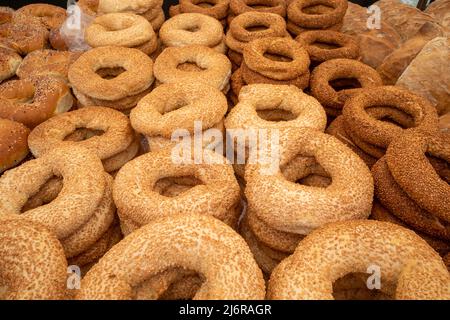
[230,0,286,17]
[287,0,347,29]
[295,30,359,63]
[28,106,135,171]
[179,0,230,20]
[159,13,224,50]
[0,145,106,240]
[68,46,154,101]
[311,59,383,111]
[386,130,450,224]
[245,128,373,235]
[76,214,265,300]
[0,75,73,128]
[0,119,29,174]
[342,86,439,152]
[16,4,66,30]
[243,37,310,80]
[0,219,67,300]
[97,0,159,14]
[153,45,231,91]
[113,147,241,233]
[268,220,450,300]
[0,47,21,83]
[85,13,157,49]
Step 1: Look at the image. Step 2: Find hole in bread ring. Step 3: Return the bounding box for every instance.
[287,0,347,29]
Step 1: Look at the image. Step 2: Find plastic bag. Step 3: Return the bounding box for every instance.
[59,0,94,52]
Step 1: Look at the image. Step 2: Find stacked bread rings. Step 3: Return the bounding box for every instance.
[76,214,265,300]
[0,75,73,128]
[153,45,231,93]
[113,147,241,234]
[0,219,68,300]
[371,130,450,256]
[131,82,227,151]
[242,127,373,274]
[226,12,288,71]
[68,46,154,112]
[0,145,119,269]
[170,0,230,28]
[268,220,450,300]
[28,106,139,173]
[327,86,440,167]
[85,13,160,58]
[238,37,310,95]
[287,0,348,36]
[310,59,383,117]
[160,13,226,53]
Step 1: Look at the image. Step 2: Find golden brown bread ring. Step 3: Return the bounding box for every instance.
[179,0,229,20]
[68,46,154,101]
[0,145,106,240]
[0,119,29,174]
[147,8,165,31]
[78,0,99,16]
[230,66,246,96]
[295,31,359,63]
[16,4,66,30]
[76,214,266,300]
[0,75,73,128]
[113,147,241,232]
[228,12,286,44]
[153,45,231,91]
[0,219,67,300]
[160,13,224,49]
[230,0,286,17]
[287,0,347,29]
[342,86,439,151]
[268,220,450,300]
[16,50,81,82]
[386,130,450,223]
[0,47,22,83]
[243,37,310,80]
[310,58,383,111]
[28,106,134,162]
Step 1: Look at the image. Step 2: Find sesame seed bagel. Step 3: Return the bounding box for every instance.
[153,45,231,91]
[0,75,73,128]
[287,0,347,29]
[268,220,450,300]
[68,46,154,101]
[160,13,224,49]
[76,214,266,300]
[243,37,310,80]
[179,0,230,20]
[113,147,241,233]
[16,4,66,30]
[0,119,29,174]
[230,0,286,17]
[310,58,383,112]
[0,47,21,83]
[85,13,156,48]
[0,219,67,300]
[245,128,373,234]
[28,106,134,164]
[0,145,106,240]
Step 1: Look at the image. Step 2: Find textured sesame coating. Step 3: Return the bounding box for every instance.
[28,106,134,161]
[287,19,343,36]
[245,128,373,234]
[0,47,21,83]
[0,145,106,239]
[0,75,73,128]
[86,13,155,48]
[153,45,232,91]
[311,58,382,111]
[386,130,450,223]
[0,219,67,300]
[68,46,154,101]
[160,13,224,49]
[113,147,241,231]
[230,0,286,17]
[372,157,450,240]
[268,220,450,300]
[131,82,227,138]
[243,37,310,80]
[287,0,347,28]
[342,86,440,151]
[16,4,66,30]
[76,214,266,300]
[0,119,29,174]
[228,48,243,65]
[180,0,229,19]
[97,0,159,14]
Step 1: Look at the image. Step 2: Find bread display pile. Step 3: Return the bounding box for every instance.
[0,0,449,300]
